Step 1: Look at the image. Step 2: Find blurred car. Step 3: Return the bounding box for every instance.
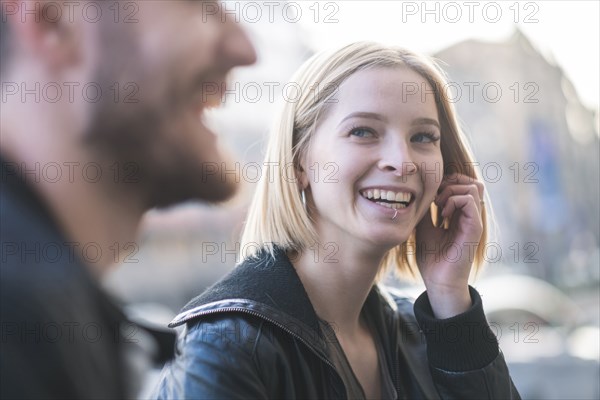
[390,273,599,399]
[475,274,599,400]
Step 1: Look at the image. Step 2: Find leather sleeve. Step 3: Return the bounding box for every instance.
[414,286,522,399]
[152,316,268,400]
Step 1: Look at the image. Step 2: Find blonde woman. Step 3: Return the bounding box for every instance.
[155,42,520,399]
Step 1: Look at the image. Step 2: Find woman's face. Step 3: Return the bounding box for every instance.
[301,67,444,252]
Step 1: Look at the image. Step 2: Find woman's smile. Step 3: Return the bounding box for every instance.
[358,187,416,218]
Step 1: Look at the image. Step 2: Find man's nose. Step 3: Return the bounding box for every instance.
[221,24,257,68]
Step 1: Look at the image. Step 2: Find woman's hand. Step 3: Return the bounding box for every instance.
[415,172,485,319]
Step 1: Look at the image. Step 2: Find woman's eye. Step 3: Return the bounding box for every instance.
[411,132,440,144]
[349,127,375,138]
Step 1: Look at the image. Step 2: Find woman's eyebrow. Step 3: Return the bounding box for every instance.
[411,118,440,129]
[338,112,387,126]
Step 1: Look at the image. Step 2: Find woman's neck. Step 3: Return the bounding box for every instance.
[290,239,385,338]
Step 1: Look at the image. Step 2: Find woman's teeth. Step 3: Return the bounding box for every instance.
[377,202,406,209]
[360,189,412,209]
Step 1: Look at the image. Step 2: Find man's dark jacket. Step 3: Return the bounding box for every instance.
[0,159,174,399]
[0,159,130,399]
[154,248,521,399]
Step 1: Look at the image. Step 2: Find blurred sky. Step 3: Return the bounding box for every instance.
[292,0,599,111]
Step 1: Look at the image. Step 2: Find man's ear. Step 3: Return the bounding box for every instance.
[6,0,83,72]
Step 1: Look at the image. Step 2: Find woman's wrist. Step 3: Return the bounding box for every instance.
[424,284,472,319]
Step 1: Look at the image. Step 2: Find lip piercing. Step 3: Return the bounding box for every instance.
[391,210,398,220]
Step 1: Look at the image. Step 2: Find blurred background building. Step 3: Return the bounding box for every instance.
[435,30,599,286]
[103,2,599,399]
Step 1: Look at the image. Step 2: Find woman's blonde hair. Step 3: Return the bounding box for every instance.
[239,41,489,279]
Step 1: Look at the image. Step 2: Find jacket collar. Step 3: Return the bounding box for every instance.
[169,247,399,354]
[170,247,317,323]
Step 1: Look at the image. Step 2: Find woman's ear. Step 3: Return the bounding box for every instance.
[295,148,311,190]
[296,164,309,190]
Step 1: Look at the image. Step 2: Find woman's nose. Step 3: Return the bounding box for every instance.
[377,144,417,176]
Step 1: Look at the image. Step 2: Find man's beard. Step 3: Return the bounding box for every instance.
[83,87,238,210]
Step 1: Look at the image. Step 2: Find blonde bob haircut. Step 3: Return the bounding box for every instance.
[240,41,489,279]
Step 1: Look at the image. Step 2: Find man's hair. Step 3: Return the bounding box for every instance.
[239,41,492,280]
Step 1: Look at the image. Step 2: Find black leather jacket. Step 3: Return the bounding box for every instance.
[154,249,520,399]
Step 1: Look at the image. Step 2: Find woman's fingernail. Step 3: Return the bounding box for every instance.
[442,217,450,230]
